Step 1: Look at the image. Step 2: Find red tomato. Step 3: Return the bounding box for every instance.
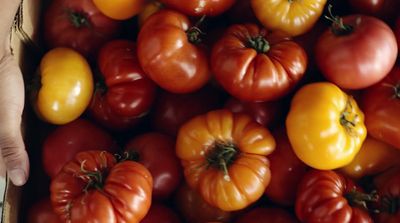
[124,133,182,200]
[158,0,235,16]
[140,203,181,223]
[235,208,299,223]
[42,119,117,178]
[137,10,211,93]
[28,198,62,223]
[315,14,398,89]
[396,18,400,52]
[349,0,400,22]
[44,0,121,58]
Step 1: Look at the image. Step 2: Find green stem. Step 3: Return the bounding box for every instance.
[206,142,238,181]
[186,15,206,44]
[66,9,90,28]
[345,189,379,211]
[340,97,359,135]
[247,36,270,53]
[325,5,353,36]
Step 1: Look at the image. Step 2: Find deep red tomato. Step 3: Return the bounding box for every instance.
[28,198,62,223]
[137,10,211,93]
[348,0,400,22]
[235,208,299,223]
[211,23,307,102]
[264,128,309,206]
[44,0,121,58]
[89,40,157,131]
[124,133,182,200]
[158,0,235,16]
[140,203,181,223]
[42,119,117,178]
[296,170,373,223]
[396,18,400,53]
[362,67,400,149]
[315,14,398,89]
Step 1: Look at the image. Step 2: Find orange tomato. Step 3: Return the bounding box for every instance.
[93,0,145,20]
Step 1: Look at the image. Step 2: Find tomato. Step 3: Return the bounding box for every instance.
[340,136,400,179]
[211,23,307,102]
[137,10,211,93]
[396,18,400,54]
[51,151,153,223]
[286,82,366,170]
[348,0,400,22]
[138,1,163,27]
[264,128,309,206]
[158,0,235,16]
[124,133,182,200]
[315,13,398,89]
[88,40,156,131]
[44,0,121,58]
[235,208,299,223]
[33,48,93,125]
[141,203,181,223]
[176,109,275,211]
[251,0,327,36]
[296,170,373,223]
[42,119,117,178]
[175,184,232,223]
[362,67,400,149]
[28,198,62,223]
[93,0,145,20]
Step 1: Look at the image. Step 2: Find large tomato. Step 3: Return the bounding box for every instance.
[158,0,235,16]
[296,170,373,223]
[141,203,181,223]
[51,151,153,223]
[348,0,400,21]
[211,23,307,102]
[44,0,121,58]
[286,82,367,170]
[93,0,145,20]
[396,18,400,54]
[28,198,62,223]
[176,109,275,211]
[251,0,327,36]
[137,10,211,93]
[315,13,398,89]
[33,48,93,125]
[235,208,299,223]
[124,133,182,200]
[42,119,117,178]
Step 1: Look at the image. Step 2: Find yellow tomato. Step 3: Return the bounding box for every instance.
[93,0,145,20]
[286,82,366,170]
[138,1,163,27]
[251,0,327,36]
[35,48,93,125]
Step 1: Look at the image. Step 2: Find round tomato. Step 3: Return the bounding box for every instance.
[176,109,275,211]
[211,23,307,102]
[137,10,211,93]
[141,203,181,223]
[93,0,145,20]
[236,208,299,223]
[33,48,93,125]
[251,0,327,36]
[124,133,182,200]
[315,13,398,89]
[158,0,235,16]
[286,82,367,170]
[349,0,400,21]
[28,198,62,223]
[44,0,121,58]
[51,151,153,223]
[42,119,117,178]
[396,18,400,53]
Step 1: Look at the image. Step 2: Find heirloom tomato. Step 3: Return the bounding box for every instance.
[28,198,61,223]
[211,24,307,102]
[236,208,299,223]
[286,82,366,170]
[176,109,275,211]
[158,0,235,16]
[141,203,181,223]
[93,0,145,20]
[349,0,400,21]
[396,18,400,54]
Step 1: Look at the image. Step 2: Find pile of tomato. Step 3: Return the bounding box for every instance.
[24,0,400,222]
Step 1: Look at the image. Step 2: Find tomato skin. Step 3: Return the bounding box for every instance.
[124,133,182,200]
[28,198,62,223]
[211,24,307,102]
[51,151,153,223]
[44,0,121,58]
[349,0,400,21]
[235,208,299,223]
[396,18,400,54]
[158,0,235,16]
[141,203,181,223]
[296,170,373,223]
[315,15,398,89]
[42,119,117,178]
[93,0,145,20]
[137,10,211,94]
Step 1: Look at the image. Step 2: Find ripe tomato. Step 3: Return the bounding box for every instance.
[211,23,307,102]
[51,151,153,223]
[236,208,299,223]
[93,0,145,20]
[158,0,235,16]
[296,170,373,223]
[33,48,93,125]
[42,119,117,178]
[286,82,366,170]
[251,0,327,36]
[315,14,398,89]
[176,109,275,211]
[141,203,181,223]
[348,0,400,22]
[396,18,400,53]
[28,198,62,223]
[44,0,121,58]
[137,10,211,93]
[124,133,182,200]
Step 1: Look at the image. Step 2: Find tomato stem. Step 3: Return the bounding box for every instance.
[381,195,400,214]
[248,36,270,53]
[66,9,91,28]
[187,15,206,44]
[325,5,353,36]
[345,189,379,211]
[79,160,106,192]
[115,151,140,162]
[206,142,238,181]
[382,83,400,99]
[340,96,360,136]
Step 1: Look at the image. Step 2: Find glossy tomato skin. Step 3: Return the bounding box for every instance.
[315,15,398,89]
[349,0,400,22]
[158,0,235,16]
[296,170,373,223]
[396,18,400,54]
[137,10,211,93]
[211,24,307,102]
[235,208,299,223]
[141,203,181,223]
[42,119,117,178]
[124,133,182,200]
[28,198,62,223]
[44,0,121,58]
[93,0,145,20]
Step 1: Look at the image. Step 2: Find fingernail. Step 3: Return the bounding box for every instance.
[8,169,26,186]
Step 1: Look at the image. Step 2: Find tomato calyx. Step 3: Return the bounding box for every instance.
[186,15,206,44]
[382,83,400,99]
[115,151,140,162]
[79,160,107,192]
[340,96,360,135]
[344,189,379,211]
[325,5,353,36]
[381,195,400,214]
[247,36,270,53]
[65,9,91,28]
[206,142,238,181]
